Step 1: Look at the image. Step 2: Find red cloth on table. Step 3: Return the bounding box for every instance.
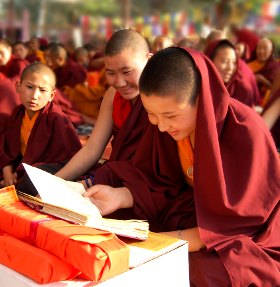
[0,200,129,282]
[0,230,80,283]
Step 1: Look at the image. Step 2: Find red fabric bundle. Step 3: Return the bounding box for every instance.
[0,201,129,282]
[0,230,79,283]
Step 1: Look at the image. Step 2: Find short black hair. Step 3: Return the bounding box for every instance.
[105,29,149,56]
[139,47,201,105]
[209,39,235,60]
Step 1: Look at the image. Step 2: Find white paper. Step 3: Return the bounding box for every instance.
[22,163,101,218]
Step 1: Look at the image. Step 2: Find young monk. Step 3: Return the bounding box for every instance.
[0,62,82,193]
[84,47,280,286]
[55,29,150,184]
[47,43,87,89]
[0,38,28,81]
[204,39,260,107]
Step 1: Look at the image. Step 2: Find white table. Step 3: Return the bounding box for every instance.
[0,243,189,287]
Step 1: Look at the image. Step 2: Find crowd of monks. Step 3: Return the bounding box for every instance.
[0,26,279,286]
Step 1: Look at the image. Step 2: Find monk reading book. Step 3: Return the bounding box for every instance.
[18,163,149,240]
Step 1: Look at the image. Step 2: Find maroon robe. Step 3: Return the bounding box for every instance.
[0,55,28,82]
[262,89,280,149]
[54,58,87,89]
[53,88,84,127]
[0,101,82,180]
[233,28,260,62]
[204,39,260,106]
[0,77,21,136]
[94,48,280,285]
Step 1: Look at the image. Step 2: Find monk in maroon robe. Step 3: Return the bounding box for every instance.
[48,44,87,89]
[0,77,21,136]
[0,38,28,82]
[205,39,260,106]
[85,47,280,286]
[0,63,82,195]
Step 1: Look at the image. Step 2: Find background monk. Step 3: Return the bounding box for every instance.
[25,36,45,63]
[47,43,87,89]
[0,62,81,194]
[12,41,29,61]
[84,47,280,286]
[0,38,28,81]
[248,37,280,106]
[0,76,21,136]
[205,39,260,107]
[55,29,150,187]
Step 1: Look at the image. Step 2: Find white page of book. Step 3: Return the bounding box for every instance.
[23,163,101,218]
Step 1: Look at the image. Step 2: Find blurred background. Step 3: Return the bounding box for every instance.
[0,0,279,50]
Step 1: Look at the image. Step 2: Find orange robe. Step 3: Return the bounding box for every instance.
[63,68,108,120]
[177,137,194,187]
[20,111,39,156]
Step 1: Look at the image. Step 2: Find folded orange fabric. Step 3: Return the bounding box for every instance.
[0,201,129,282]
[0,230,80,283]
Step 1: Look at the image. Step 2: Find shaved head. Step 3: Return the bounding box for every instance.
[105,29,149,57]
[48,43,67,60]
[21,62,56,89]
[139,47,201,105]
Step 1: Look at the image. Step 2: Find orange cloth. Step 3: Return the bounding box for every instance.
[20,111,40,155]
[63,69,108,120]
[0,230,79,283]
[248,60,265,73]
[0,191,129,282]
[177,137,194,187]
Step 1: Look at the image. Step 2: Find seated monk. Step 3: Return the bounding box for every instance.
[248,37,280,106]
[55,29,150,187]
[63,68,109,125]
[0,38,29,82]
[47,43,87,89]
[0,76,21,136]
[12,41,29,61]
[0,62,81,194]
[25,36,46,63]
[84,47,280,286]
[205,39,260,107]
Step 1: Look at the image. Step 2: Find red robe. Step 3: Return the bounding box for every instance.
[204,39,260,106]
[262,89,280,149]
[0,102,82,180]
[0,55,28,81]
[0,77,21,136]
[54,58,87,89]
[53,88,84,127]
[94,48,280,286]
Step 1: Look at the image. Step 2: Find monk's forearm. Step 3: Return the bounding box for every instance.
[159,227,205,252]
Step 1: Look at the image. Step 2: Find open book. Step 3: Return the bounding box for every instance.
[17,164,149,240]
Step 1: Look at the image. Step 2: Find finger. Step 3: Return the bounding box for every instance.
[83,185,102,197]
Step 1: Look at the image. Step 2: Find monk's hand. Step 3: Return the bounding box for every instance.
[83,185,133,216]
[3,172,17,187]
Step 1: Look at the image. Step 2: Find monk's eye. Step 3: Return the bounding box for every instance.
[123,70,133,74]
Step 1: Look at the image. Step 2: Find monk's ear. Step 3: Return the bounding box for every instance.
[15,81,20,93]
[148,52,153,59]
[49,89,56,102]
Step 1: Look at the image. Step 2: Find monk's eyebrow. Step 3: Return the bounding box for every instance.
[144,107,177,115]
